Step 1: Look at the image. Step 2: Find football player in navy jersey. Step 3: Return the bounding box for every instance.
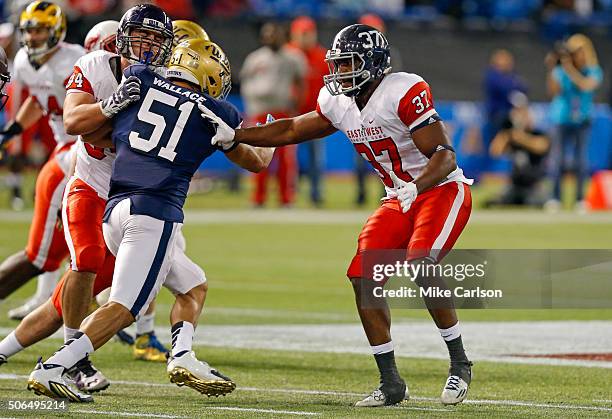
[27,29,273,402]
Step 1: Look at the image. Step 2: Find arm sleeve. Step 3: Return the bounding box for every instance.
[587,66,603,85]
[65,64,95,95]
[396,78,439,133]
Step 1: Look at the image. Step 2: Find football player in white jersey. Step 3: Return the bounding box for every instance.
[0,19,121,396]
[0,1,85,320]
[202,23,474,407]
[27,5,272,403]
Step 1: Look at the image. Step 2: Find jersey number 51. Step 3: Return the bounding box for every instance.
[128,88,194,162]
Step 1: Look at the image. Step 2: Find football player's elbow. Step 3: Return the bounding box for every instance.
[63,112,79,136]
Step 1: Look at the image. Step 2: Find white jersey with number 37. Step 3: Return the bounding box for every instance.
[316,72,471,198]
[65,50,120,199]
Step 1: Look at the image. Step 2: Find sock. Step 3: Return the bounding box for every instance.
[0,331,24,359]
[439,322,469,364]
[35,270,60,300]
[171,321,194,358]
[6,173,22,196]
[136,313,155,336]
[46,332,93,370]
[372,341,401,383]
[63,326,79,343]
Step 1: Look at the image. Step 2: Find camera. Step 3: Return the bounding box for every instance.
[552,40,570,65]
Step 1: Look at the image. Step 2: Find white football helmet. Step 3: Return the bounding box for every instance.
[84,20,119,53]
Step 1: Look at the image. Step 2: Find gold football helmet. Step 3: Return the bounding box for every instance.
[172,20,210,48]
[167,39,231,99]
[19,1,67,62]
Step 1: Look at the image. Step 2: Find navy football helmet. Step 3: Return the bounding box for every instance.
[116,4,173,67]
[323,24,391,97]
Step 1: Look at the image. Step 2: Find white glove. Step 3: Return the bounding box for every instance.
[390,171,418,213]
[198,104,236,151]
[100,76,141,118]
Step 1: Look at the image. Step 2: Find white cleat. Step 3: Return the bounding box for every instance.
[355,382,409,407]
[27,358,93,402]
[65,357,110,393]
[167,351,235,397]
[8,295,48,320]
[441,360,472,405]
[441,375,469,405]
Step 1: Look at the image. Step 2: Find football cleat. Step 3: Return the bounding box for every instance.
[0,354,7,366]
[133,332,169,362]
[27,358,93,402]
[115,329,135,345]
[8,295,48,320]
[355,380,409,407]
[167,351,236,397]
[65,357,110,393]
[441,361,472,405]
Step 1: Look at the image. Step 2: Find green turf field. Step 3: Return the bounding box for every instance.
[0,175,610,417]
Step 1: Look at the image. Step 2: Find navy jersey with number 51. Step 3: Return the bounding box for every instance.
[106,64,241,223]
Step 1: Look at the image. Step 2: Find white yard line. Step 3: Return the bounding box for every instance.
[1,321,611,368]
[204,407,318,416]
[1,375,610,413]
[72,410,186,418]
[166,321,612,369]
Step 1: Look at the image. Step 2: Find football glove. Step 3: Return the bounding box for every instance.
[198,104,236,151]
[0,121,23,149]
[390,171,418,213]
[99,76,141,118]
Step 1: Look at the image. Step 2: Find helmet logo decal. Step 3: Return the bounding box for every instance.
[357,30,385,49]
[143,18,164,30]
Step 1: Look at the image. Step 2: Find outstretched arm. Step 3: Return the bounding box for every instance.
[199,105,336,148]
[225,144,274,173]
[235,111,336,146]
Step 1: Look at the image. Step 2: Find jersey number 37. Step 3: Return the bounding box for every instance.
[128,88,194,162]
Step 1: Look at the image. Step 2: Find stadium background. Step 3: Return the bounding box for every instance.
[3,0,611,179]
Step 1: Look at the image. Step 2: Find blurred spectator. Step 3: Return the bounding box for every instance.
[240,22,305,207]
[484,49,526,145]
[485,92,550,207]
[545,34,602,212]
[287,16,326,207]
[480,49,526,177]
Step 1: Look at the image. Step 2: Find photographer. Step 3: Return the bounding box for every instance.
[486,93,550,207]
[545,34,603,212]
